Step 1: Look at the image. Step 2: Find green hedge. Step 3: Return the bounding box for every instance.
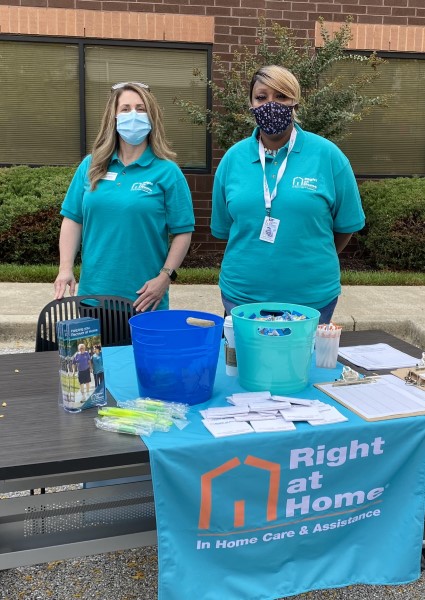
[358,177,425,271]
[0,165,75,264]
[0,165,424,271]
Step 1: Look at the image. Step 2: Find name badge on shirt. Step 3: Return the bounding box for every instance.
[101,171,118,181]
[259,217,280,243]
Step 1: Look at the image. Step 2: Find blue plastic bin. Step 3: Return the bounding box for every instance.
[231,303,320,394]
[129,310,224,405]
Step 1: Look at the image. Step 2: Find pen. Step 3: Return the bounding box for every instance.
[99,406,158,420]
[98,408,173,429]
[95,417,151,436]
[117,398,189,419]
[332,376,379,387]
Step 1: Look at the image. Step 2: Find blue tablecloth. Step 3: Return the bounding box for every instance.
[104,345,425,600]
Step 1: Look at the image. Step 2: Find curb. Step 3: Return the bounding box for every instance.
[0,320,37,347]
[1,318,424,350]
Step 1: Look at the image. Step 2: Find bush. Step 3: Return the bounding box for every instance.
[1,166,423,273]
[0,165,76,264]
[358,178,425,271]
[175,18,389,151]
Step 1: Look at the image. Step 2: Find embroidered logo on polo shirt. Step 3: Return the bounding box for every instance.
[131,181,153,193]
[292,177,318,191]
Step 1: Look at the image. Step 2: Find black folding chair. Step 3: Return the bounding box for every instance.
[34,295,137,495]
[35,295,137,352]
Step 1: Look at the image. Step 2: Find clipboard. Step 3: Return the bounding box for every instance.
[391,367,425,389]
[314,375,425,422]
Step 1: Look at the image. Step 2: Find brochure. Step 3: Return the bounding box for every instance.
[57,317,106,413]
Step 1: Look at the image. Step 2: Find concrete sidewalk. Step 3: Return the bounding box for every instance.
[0,282,424,349]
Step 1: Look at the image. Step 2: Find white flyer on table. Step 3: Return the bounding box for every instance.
[202,419,254,438]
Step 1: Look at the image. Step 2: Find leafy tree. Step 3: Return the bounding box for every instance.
[174,18,389,151]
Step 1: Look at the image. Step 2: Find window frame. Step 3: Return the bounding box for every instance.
[337,49,425,179]
[0,33,212,173]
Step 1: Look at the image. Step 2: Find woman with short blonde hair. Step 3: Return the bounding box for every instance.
[249,65,301,121]
[212,64,365,323]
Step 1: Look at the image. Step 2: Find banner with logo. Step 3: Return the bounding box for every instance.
[104,346,425,600]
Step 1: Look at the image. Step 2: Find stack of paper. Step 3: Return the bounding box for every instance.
[200,392,347,437]
[338,344,418,370]
[316,374,425,421]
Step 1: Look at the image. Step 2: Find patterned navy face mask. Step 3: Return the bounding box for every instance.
[250,101,294,135]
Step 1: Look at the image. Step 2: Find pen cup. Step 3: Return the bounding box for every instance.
[223,316,238,376]
[315,324,342,369]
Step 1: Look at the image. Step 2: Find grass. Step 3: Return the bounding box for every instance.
[0,264,424,285]
[340,270,425,285]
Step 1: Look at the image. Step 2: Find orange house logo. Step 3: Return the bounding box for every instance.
[198,456,280,530]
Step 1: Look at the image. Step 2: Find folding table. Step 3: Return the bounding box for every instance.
[0,330,422,571]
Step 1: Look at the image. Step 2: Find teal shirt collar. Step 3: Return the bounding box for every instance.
[249,123,304,163]
[110,144,156,167]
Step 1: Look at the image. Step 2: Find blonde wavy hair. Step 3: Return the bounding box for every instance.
[88,83,176,190]
[249,65,301,122]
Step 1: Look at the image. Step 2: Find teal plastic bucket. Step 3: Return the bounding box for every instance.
[129,310,224,405]
[231,303,320,394]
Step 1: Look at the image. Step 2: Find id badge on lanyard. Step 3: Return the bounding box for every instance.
[259,127,297,244]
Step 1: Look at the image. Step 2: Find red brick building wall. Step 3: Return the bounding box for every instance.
[1,0,425,253]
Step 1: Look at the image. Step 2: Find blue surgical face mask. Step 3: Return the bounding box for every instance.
[250,101,294,135]
[116,110,152,145]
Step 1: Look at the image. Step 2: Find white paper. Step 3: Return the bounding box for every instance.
[228,391,272,404]
[317,403,333,412]
[272,396,316,406]
[248,400,290,411]
[226,396,249,407]
[201,406,248,419]
[235,413,276,422]
[250,418,296,433]
[280,406,322,421]
[201,417,238,425]
[308,406,349,425]
[338,343,418,370]
[317,374,425,419]
[202,419,254,438]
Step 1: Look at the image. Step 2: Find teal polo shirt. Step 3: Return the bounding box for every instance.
[211,125,365,309]
[61,147,194,309]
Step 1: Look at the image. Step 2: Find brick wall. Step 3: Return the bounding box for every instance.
[1,0,425,253]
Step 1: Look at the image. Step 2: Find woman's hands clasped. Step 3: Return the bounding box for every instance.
[134,272,170,312]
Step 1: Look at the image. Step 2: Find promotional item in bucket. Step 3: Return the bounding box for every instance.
[223,315,238,376]
[57,317,107,413]
[231,303,320,394]
[315,322,342,369]
[129,310,224,405]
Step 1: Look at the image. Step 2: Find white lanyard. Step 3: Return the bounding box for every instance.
[259,127,297,216]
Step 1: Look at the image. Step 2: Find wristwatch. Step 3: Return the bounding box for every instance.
[160,267,178,281]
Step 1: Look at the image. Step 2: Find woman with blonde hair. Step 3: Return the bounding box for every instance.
[211,65,365,323]
[54,82,194,312]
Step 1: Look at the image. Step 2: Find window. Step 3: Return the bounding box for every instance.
[0,41,80,165]
[332,54,425,177]
[0,37,210,171]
